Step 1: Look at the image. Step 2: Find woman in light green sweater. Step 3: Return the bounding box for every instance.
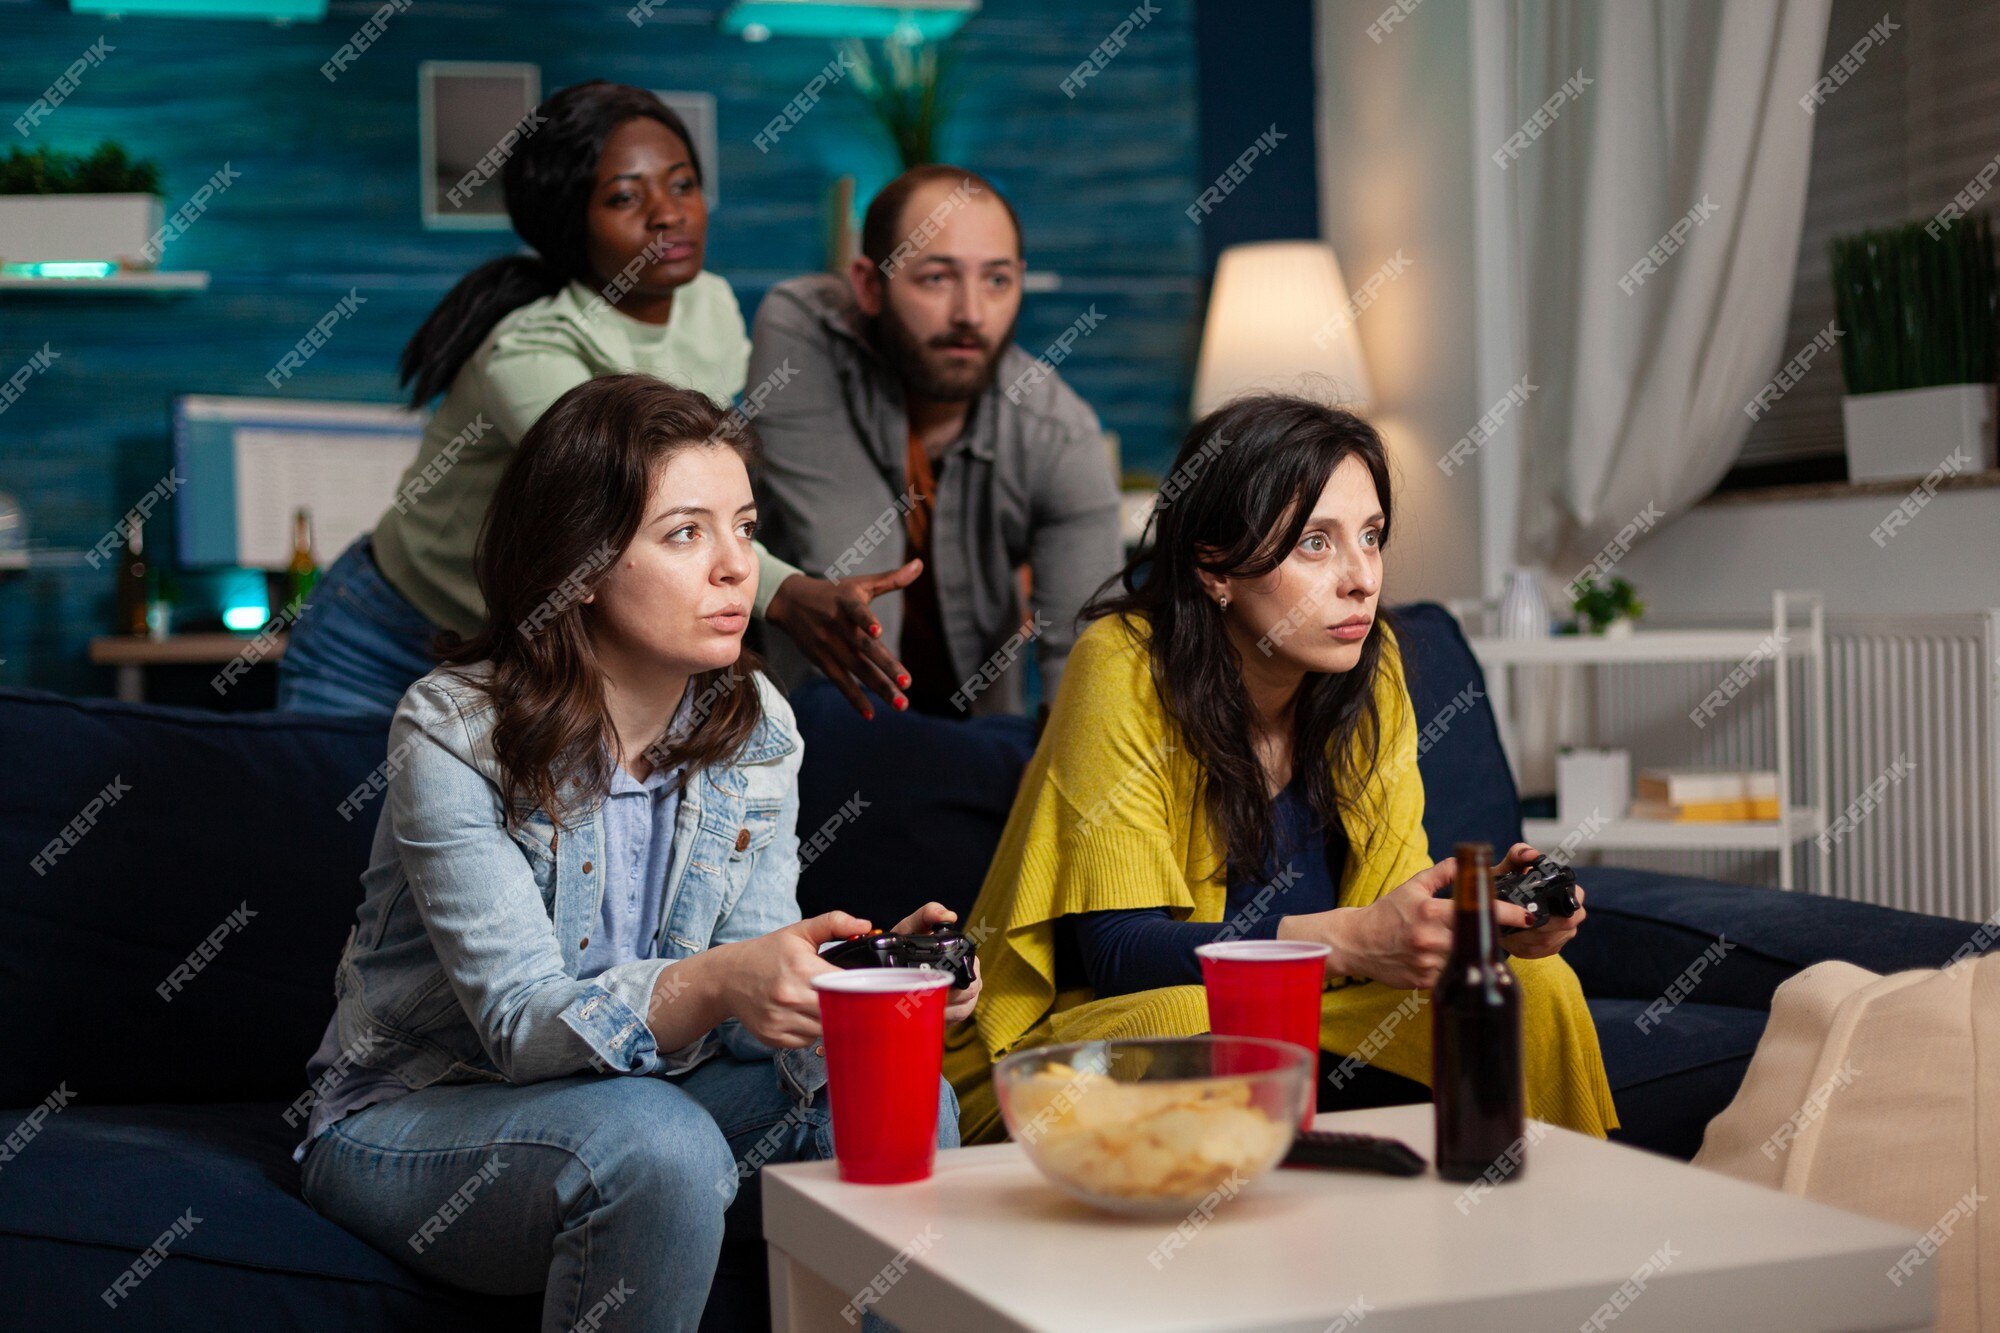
[278,81,919,719]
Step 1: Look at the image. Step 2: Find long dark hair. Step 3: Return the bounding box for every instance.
[398,81,703,407]
[1084,394,1397,884]
[443,374,762,828]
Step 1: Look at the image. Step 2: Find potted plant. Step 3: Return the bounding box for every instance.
[823,36,957,270]
[0,142,165,271]
[841,34,957,169]
[1829,216,1999,480]
[1571,576,1644,637]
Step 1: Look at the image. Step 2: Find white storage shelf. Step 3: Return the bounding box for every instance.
[1469,629,1782,665]
[1465,590,1830,890]
[1523,808,1822,852]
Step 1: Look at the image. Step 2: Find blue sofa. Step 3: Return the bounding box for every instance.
[1,602,1987,1329]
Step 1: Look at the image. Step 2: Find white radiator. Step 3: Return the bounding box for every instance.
[1583,611,2000,923]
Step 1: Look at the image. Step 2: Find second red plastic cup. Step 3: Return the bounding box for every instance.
[811,968,954,1184]
[1197,940,1332,1128]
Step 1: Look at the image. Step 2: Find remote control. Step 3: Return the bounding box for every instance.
[1282,1129,1428,1177]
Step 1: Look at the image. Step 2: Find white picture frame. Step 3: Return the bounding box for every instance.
[419,61,542,231]
[653,90,720,210]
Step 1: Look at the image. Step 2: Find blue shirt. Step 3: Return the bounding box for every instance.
[577,754,684,981]
[296,693,693,1160]
[1057,772,1347,997]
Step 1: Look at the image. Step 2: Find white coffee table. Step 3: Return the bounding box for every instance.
[762,1104,1933,1332]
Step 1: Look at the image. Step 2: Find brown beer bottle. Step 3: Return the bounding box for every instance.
[1432,841,1527,1182]
[118,518,151,637]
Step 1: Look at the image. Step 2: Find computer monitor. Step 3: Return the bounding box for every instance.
[172,395,427,570]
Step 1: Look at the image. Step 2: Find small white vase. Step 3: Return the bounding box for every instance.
[1497,569,1550,640]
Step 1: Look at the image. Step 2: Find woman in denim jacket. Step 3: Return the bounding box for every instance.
[295,374,975,1331]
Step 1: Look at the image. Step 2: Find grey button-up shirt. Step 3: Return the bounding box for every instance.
[747,274,1124,715]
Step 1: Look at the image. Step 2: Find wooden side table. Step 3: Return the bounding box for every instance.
[88,632,288,703]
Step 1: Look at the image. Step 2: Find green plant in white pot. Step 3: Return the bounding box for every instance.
[1829,216,1998,481]
[0,142,165,272]
[1571,576,1644,637]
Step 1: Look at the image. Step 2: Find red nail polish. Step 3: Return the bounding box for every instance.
[862,708,875,721]
[897,674,911,689]
[870,624,882,638]
[893,696,908,711]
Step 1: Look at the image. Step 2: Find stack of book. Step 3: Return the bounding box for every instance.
[1630,769,1781,822]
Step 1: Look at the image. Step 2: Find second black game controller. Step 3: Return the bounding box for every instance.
[1434,858,1581,934]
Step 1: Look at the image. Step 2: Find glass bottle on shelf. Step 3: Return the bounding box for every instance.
[118,518,152,638]
[284,506,320,616]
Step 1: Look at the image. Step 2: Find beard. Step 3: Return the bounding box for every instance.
[870,304,1018,404]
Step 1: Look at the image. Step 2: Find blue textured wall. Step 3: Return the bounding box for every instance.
[1193,0,1320,273]
[0,0,1203,694]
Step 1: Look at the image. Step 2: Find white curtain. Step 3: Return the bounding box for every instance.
[1470,0,1833,580]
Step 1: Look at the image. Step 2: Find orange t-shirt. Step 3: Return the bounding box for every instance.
[899,430,957,714]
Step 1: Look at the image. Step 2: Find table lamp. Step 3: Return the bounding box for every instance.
[1189,240,1376,419]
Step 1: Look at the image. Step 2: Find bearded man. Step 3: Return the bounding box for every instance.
[746,165,1122,719]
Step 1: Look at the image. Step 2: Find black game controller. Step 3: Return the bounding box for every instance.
[1434,858,1581,934]
[817,927,977,989]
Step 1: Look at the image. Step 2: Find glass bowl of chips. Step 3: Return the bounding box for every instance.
[993,1036,1311,1216]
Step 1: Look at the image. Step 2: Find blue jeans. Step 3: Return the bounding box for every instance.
[301,1049,959,1332]
[277,535,444,716]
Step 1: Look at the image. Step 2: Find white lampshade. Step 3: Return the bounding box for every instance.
[1189,240,1376,419]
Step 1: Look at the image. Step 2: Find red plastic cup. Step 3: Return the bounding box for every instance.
[811,969,954,1184]
[1196,940,1332,1128]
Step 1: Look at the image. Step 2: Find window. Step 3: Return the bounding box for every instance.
[1721,0,2000,490]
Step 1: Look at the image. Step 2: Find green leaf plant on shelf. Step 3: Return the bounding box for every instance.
[0,142,163,196]
[1828,213,2000,482]
[1569,576,1645,637]
[1829,214,1997,395]
[841,33,959,169]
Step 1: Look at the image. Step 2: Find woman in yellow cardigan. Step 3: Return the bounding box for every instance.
[944,394,1618,1144]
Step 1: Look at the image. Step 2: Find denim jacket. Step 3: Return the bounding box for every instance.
[322,661,825,1103]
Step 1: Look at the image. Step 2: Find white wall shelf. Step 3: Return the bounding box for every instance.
[1466,589,1830,890]
[0,272,209,295]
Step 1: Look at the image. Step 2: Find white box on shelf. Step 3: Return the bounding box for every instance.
[1840,383,1997,482]
[0,193,163,268]
[1557,748,1630,825]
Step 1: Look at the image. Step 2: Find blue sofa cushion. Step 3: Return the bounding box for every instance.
[0,1101,537,1329]
[1566,866,1996,1010]
[1588,997,1770,1161]
[791,678,1037,927]
[1386,603,1524,860]
[0,688,391,1107]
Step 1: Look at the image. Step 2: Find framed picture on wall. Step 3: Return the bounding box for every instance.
[653,90,718,210]
[419,61,541,230]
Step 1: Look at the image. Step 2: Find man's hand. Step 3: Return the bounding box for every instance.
[764,563,921,720]
[1492,842,1587,960]
[888,900,982,1023]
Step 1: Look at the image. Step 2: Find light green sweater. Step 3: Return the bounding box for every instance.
[372,272,799,637]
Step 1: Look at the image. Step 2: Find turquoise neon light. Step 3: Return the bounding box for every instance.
[719,2,973,41]
[69,0,327,20]
[2,262,120,279]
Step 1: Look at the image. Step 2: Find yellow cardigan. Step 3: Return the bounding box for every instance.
[943,612,1620,1144]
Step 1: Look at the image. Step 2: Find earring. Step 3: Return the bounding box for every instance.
[1218,594,1230,611]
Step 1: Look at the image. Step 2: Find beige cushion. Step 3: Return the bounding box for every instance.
[1692,953,1999,1332]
